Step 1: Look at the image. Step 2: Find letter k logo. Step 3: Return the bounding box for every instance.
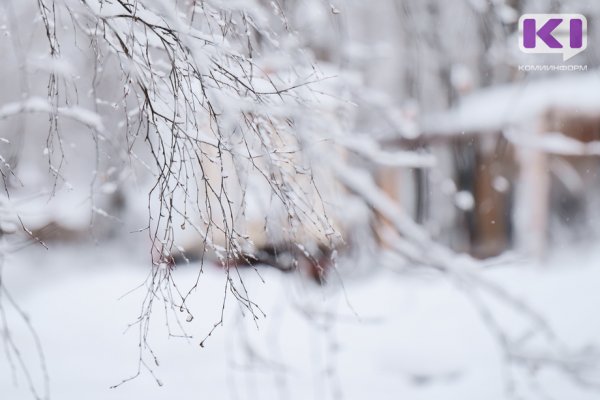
[523,18,563,48]
[519,14,587,61]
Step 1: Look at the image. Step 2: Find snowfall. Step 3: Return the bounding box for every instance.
[2,240,600,400]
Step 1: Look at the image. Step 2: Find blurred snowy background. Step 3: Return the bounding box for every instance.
[1,0,600,399]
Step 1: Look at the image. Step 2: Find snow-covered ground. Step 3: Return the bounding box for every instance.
[2,243,600,400]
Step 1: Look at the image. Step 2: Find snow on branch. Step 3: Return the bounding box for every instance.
[0,98,104,132]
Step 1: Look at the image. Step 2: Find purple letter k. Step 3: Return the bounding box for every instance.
[523,18,563,48]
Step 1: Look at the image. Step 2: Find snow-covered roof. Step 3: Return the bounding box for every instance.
[421,72,600,136]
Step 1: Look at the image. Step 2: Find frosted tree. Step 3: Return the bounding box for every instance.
[0,0,362,393]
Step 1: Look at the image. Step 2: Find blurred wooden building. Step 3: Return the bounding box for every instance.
[377,73,600,259]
